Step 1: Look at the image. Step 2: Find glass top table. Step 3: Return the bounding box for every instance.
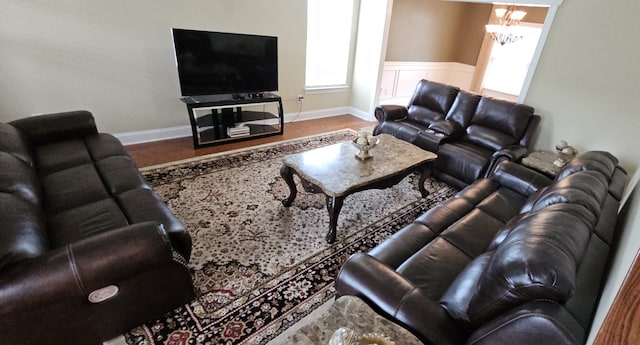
[280,134,437,243]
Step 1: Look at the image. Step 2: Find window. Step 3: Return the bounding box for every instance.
[482,24,543,97]
[305,0,355,89]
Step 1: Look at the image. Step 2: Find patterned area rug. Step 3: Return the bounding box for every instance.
[125,130,457,345]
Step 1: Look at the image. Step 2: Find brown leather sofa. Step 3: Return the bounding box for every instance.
[374,79,541,189]
[0,111,194,344]
[335,151,627,345]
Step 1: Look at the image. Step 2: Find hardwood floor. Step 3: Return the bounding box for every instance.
[126,115,376,168]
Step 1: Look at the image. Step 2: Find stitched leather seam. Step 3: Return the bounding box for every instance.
[394,286,419,317]
[67,245,87,295]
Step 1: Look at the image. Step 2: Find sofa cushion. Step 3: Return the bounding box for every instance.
[47,198,130,247]
[529,171,609,218]
[35,139,94,175]
[117,188,192,259]
[85,133,131,161]
[428,120,463,136]
[406,80,459,126]
[41,163,110,216]
[472,97,534,139]
[464,125,519,152]
[0,123,34,167]
[0,194,48,269]
[96,156,151,195]
[466,204,595,327]
[445,90,481,128]
[435,142,493,185]
[555,151,618,181]
[439,251,493,327]
[0,152,42,205]
[397,237,474,301]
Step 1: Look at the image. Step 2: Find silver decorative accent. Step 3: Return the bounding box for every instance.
[88,285,119,303]
[352,132,380,161]
[329,327,360,345]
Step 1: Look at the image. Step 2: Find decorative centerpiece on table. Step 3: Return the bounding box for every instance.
[352,131,379,161]
[554,140,578,167]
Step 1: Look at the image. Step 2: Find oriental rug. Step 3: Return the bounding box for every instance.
[124,130,457,345]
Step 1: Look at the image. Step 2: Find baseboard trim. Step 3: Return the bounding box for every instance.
[114,107,371,145]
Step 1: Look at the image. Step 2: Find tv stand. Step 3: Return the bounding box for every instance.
[181,93,284,148]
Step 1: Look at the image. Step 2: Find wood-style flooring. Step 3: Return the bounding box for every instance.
[125,114,375,168]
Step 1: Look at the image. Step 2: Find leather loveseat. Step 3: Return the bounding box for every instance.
[335,151,627,345]
[0,111,194,344]
[374,79,541,189]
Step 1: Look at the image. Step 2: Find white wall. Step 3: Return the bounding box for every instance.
[0,1,354,134]
[379,61,475,105]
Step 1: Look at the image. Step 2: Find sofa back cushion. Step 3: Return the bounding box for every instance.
[555,151,619,181]
[407,79,459,126]
[0,194,48,270]
[0,123,34,167]
[0,125,48,269]
[464,97,534,151]
[441,204,594,328]
[445,90,481,128]
[529,171,609,218]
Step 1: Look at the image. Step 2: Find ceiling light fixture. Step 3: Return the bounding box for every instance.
[485,6,527,46]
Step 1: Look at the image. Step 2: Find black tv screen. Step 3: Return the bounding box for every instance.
[172,28,278,96]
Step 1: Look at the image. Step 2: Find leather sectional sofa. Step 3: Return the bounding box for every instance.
[0,111,194,344]
[374,79,540,189]
[336,151,627,345]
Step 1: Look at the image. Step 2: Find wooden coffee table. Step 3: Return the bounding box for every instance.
[280,134,437,243]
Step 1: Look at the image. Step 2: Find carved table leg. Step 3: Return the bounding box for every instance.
[325,195,345,244]
[280,164,297,207]
[416,162,433,198]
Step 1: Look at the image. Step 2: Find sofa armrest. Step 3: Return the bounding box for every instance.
[9,110,98,145]
[0,222,182,314]
[467,301,584,345]
[490,160,553,197]
[484,145,530,178]
[335,253,463,345]
[428,120,464,137]
[374,105,408,122]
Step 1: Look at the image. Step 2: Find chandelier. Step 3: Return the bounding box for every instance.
[485,6,527,46]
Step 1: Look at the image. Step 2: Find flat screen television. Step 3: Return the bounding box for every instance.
[171,28,278,97]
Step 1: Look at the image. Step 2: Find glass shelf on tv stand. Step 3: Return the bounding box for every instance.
[181,93,284,148]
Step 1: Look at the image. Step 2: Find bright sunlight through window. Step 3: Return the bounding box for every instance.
[305,0,354,89]
[482,24,542,96]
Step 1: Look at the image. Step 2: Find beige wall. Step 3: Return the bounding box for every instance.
[455,3,492,65]
[385,2,547,66]
[523,0,640,341]
[521,6,548,24]
[0,0,353,133]
[385,0,491,65]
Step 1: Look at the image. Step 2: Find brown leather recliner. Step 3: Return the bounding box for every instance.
[374,79,541,189]
[335,151,627,345]
[0,111,194,344]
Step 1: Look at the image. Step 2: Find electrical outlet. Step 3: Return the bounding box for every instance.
[297,95,304,102]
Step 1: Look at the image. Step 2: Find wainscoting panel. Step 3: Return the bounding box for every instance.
[379,61,476,105]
